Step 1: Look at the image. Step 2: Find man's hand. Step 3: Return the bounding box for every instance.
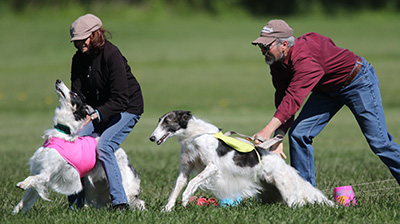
[252,117,286,158]
[269,142,287,159]
[253,129,270,145]
[253,130,287,159]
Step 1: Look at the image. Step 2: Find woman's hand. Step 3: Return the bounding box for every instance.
[83,115,92,126]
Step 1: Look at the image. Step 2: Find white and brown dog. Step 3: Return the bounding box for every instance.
[13,80,145,214]
[149,110,334,212]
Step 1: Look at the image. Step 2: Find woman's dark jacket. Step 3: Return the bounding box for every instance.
[71,41,143,123]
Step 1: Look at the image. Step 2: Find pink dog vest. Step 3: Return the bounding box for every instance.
[43,136,97,177]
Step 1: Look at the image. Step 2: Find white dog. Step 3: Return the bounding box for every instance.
[149,110,335,212]
[13,80,145,214]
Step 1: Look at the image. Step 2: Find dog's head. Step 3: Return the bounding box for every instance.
[149,110,192,145]
[53,79,89,136]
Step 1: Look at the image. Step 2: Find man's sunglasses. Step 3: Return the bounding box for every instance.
[257,40,276,51]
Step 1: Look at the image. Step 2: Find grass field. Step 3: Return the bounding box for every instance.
[1,6,400,223]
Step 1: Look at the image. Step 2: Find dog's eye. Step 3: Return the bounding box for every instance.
[70,92,78,99]
[70,92,83,103]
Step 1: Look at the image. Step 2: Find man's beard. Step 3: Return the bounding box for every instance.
[264,51,284,65]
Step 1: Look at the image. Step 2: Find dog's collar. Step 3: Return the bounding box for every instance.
[54,123,71,135]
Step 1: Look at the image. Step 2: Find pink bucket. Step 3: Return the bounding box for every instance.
[334,185,356,207]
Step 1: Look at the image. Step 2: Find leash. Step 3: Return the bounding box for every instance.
[350,178,397,187]
[322,179,400,197]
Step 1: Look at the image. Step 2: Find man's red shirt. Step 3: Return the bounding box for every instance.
[270,32,358,132]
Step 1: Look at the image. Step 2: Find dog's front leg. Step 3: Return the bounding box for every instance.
[163,167,192,212]
[16,175,51,201]
[16,176,36,191]
[13,188,40,214]
[181,163,218,207]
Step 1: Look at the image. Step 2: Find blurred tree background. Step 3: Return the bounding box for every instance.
[2,0,399,16]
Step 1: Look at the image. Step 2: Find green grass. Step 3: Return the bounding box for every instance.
[1,6,400,223]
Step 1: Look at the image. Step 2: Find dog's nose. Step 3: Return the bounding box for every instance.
[56,79,61,84]
[149,136,156,142]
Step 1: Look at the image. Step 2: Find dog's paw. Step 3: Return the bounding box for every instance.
[181,194,192,207]
[132,199,146,211]
[181,199,189,207]
[161,204,173,212]
[12,203,22,215]
[16,176,35,190]
[16,181,28,190]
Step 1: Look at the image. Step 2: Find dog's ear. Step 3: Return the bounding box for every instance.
[76,91,86,103]
[69,90,89,121]
[177,111,192,128]
[73,104,89,121]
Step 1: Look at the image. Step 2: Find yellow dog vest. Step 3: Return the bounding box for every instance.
[213,131,255,153]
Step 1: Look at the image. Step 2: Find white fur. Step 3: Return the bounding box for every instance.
[150,111,335,212]
[13,80,145,214]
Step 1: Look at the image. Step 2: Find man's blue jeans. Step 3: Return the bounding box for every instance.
[71,112,140,207]
[288,58,400,187]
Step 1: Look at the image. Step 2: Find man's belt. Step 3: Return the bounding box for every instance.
[343,57,363,87]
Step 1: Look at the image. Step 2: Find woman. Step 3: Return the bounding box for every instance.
[68,14,144,210]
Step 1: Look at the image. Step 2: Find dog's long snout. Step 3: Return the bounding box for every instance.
[149,136,156,142]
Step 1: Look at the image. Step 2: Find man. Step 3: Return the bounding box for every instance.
[251,19,400,187]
